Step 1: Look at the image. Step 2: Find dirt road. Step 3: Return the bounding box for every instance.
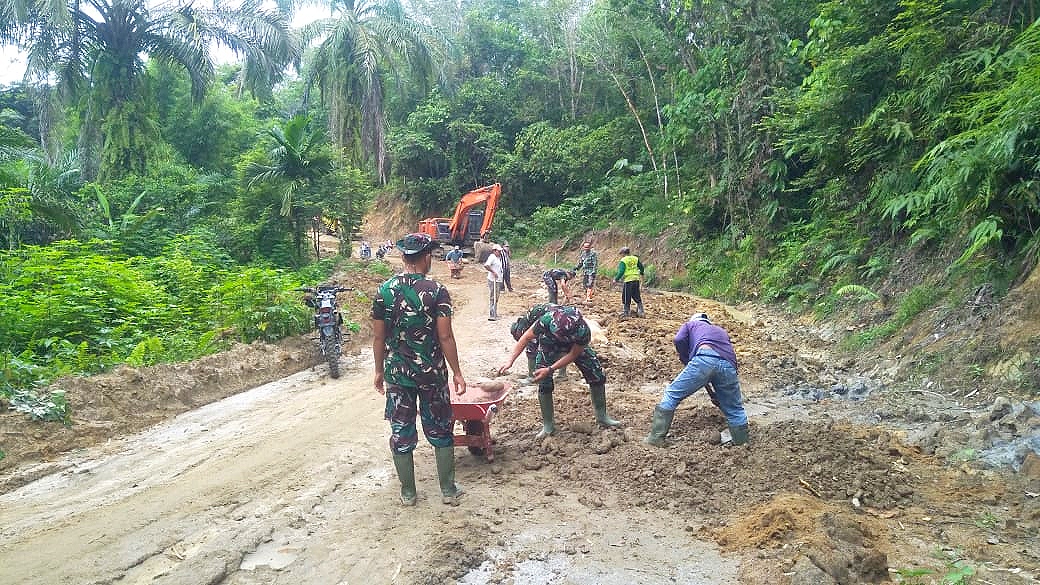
[1,258,1037,584]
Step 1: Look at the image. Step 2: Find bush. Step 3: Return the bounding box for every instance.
[845,284,943,349]
[0,239,349,417]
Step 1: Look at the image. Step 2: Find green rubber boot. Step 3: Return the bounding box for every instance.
[590,384,622,427]
[536,392,556,439]
[392,452,417,505]
[434,446,464,505]
[643,406,675,447]
[556,364,569,380]
[636,302,645,318]
[728,424,749,446]
[518,353,536,385]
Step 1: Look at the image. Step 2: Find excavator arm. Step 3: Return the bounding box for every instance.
[448,183,502,243]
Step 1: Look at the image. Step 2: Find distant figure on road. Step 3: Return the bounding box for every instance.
[483,244,504,320]
[573,241,598,303]
[542,268,575,304]
[445,245,463,279]
[372,232,467,506]
[501,243,514,292]
[613,246,644,317]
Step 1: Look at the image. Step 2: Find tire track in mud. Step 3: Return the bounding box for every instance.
[0,361,412,584]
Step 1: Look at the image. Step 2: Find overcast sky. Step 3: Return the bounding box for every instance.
[0,4,327,87]
[1,46,27,85]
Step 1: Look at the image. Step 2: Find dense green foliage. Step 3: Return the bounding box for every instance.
[3,0,1040,412]
[0,237,365,419]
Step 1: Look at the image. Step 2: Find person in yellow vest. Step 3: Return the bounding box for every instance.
[613,246,645,317]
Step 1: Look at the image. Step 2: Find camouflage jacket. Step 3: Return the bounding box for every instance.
[574,250,598,274]
[371,273,452,388]
[533,305,592,352]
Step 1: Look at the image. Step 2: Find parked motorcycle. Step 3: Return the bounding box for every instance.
[299,285,353,378]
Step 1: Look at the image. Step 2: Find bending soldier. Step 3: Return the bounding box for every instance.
[499,305,621,437]
[542,268,575,304]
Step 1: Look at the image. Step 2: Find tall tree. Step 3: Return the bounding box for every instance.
[0,0,299,180]
[246,114,334,263]
[301,0,447,182]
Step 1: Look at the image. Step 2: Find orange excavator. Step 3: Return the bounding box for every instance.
[418,183,502,255]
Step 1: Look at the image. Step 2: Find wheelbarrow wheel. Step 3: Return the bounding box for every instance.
[464,421,486,456]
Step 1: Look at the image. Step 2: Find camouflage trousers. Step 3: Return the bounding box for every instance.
[384,382,454,453]
[582,272,596,290]
[542,275,561,303]
[535,345,606,394]
[524,340,537,356]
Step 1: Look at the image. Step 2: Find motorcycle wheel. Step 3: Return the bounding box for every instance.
[326,331,343,378]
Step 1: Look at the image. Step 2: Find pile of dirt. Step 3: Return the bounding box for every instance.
[0,337,318,488]
[477,264,1039,583]
[717,494,889,585]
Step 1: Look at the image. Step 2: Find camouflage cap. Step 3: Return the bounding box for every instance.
[397,233,435,255]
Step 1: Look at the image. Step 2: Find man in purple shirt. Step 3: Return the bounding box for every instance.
[644,313,749,446]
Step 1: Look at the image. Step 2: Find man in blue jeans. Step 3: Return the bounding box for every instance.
[644,313,749,446]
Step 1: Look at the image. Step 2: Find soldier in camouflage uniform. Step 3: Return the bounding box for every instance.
[573,241,598,303]
[541,268,575,304]
[510,303,551,384]
[372,233,467,506]
[510,303,571,384]
[499,305,622,437]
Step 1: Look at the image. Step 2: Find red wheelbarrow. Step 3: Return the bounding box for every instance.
[451,380,511,462]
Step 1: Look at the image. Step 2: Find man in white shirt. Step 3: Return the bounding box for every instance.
[483,245,504,321]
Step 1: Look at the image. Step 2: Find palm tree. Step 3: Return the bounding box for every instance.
[300,0,447,182]
[0,113,81,248]
[0,0,300,180]
[247,114,334,262]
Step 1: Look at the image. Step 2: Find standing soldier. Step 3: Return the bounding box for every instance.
[542,268,575,304]
[498,304,622,437]
[573,241,598,304]
[644,313,749,447]
[613,246,645,317]
[372,233,467,506]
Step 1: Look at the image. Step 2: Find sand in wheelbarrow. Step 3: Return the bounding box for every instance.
[454,379,509,403]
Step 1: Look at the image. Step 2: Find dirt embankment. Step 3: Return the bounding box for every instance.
[0,247,1038,585]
